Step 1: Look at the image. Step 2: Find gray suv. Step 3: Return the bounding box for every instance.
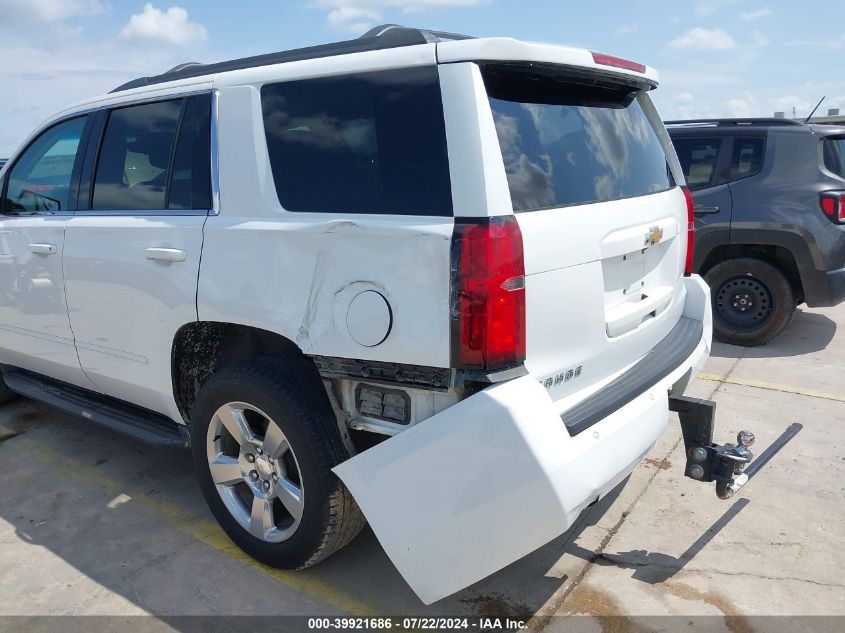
[667,118,845,345]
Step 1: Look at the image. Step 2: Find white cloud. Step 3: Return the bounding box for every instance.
[0,41,186,155]
[772,95,814,118]
[741,7,772,20]
[0,0,106,24]
[670,92,699,119]
[668,27,736,51]
[327,7,383,32]
[312,0,487,32]
[120,4,207,46]
[749,30,770,48]
[727,92,760,118]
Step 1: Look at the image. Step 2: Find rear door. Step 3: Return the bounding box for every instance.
[671,134,734,251]
[63,94,212,421]
[479,64,689,402]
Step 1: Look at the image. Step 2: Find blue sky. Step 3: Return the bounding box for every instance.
[1,0,843,155]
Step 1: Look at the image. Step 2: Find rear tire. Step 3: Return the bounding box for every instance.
[705,258,795,346]
[190,357,364,569]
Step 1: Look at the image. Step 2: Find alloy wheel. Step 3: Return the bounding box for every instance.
[206,402,305,542]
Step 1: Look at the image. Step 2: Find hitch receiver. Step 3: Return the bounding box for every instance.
[669,395,803,499]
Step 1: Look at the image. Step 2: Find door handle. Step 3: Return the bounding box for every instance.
[29,243,57,255]
[145,247,187,263]
[694,206,721,216]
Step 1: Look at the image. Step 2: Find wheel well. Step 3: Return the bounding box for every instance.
[171,322,307,423]
[699,244,804,303]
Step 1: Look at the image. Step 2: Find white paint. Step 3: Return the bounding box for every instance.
[63,214,206,422]
[0,216,98,390]
[439,62,513,218]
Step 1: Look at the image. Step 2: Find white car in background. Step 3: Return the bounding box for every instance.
[0,25,728,604]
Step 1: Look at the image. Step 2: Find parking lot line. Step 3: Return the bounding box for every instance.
[15,435,381,617]
[697,373,845,403]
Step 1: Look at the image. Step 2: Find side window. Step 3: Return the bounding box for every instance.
[260,66,453,216]
[1,116,87,214]
[672,137,722,190]
[92,99,182,210]
[730,137,765,181]
[168,94,212,210]
[823,138,845,178]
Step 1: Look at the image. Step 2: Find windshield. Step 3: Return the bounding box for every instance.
[823,137,845,178]
[481,64,672,213]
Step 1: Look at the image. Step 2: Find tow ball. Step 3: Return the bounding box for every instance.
[669,395,803,500]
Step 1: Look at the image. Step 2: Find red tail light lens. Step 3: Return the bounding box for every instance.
[682,187,695,276]
[452,216,526,371]
[820,191,845,224]
[591,52,647,74]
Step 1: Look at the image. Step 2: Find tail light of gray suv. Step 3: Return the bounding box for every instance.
[820,191,845,224]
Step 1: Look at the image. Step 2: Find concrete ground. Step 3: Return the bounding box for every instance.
[0,304,843,628]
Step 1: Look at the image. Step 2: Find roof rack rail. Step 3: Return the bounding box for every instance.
[110,25,472,94]
[664,118,805,127]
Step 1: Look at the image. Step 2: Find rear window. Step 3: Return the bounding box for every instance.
[823,138,845,178]
[261,66,452,216]
[481,65,672,212]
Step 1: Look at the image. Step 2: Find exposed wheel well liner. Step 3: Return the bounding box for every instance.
[171,322,312,423]
[699,243,804,304]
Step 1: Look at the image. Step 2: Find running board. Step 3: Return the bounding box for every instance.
[2,369,189,448]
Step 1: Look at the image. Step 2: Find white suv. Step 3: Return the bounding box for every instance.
[0,26,712,603]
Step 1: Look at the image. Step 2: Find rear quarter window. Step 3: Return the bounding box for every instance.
[261,66,452,216]
[729,137,765,181]
[481,64,672,212]
[823,137,845,178]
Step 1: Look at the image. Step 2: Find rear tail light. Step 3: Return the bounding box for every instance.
[820,191,845,224]
[682,187,695,276]
[591,52,647,74]
[451,216,526,371]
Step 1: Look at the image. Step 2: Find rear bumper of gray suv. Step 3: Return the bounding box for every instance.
[803,266,845,307]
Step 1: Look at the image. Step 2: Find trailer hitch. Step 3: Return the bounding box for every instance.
[669,395,802,499]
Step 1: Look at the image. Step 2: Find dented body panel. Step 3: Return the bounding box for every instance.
[335,276,711,604]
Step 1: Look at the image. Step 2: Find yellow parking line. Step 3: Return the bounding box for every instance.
[698,373,845,403]
[17,437,379,616]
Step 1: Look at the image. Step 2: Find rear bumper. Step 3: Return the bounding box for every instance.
[803,266,845,307]
[334,275,712,604]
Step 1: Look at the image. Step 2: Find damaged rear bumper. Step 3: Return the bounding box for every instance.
[333,276,713,604]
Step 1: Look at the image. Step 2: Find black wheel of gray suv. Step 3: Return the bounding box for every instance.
[705,258,795,347]
[190,357,365,569]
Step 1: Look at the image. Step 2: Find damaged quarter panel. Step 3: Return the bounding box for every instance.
[198,80,454,367]
[199,213,452,365]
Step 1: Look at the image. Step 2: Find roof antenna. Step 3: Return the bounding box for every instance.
[805,96,825,123]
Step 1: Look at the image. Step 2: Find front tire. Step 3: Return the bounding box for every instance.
[705,258,795,346]
[190,357,364,569]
